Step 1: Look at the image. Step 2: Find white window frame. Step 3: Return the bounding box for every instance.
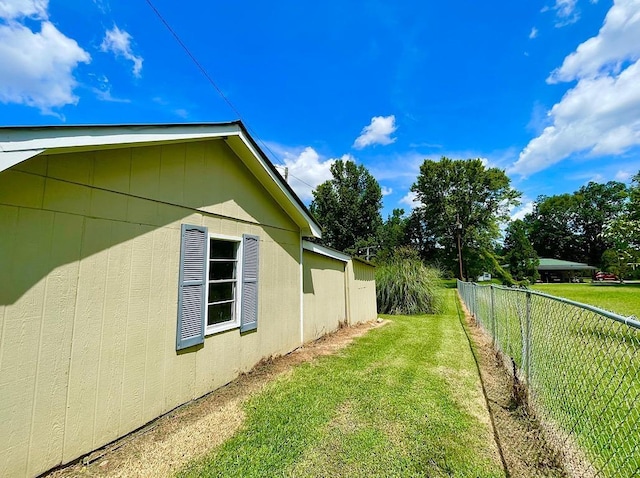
[205,233,243,335]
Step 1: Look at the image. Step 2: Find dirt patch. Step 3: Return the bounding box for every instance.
[458,299,568,478]
[45,319,388,478]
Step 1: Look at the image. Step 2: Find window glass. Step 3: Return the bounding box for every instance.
[210,239,235,259]
[208,282,235,303]
[208,302,233,325]
[207,238,239,329]
[209,261,235,280]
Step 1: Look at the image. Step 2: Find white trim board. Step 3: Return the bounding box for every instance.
[302,241,351,263]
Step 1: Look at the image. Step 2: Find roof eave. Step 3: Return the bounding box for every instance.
[0,122,322,238]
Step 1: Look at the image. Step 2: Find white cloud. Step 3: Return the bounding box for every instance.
[353,115,397,149]
[551,0,580,26]
[90,75,129,103]
[174,108,189,118]
[0,3,90,112]
[548,0,640,83]
[92,87,129,103]
[92,0,110,13]
[512,0,640,177]
[101,25,143,77]
[511,201,535,221]
[588,173,606,183]
[399,191,420,210]
[274,146,336,201]
[381,186,393,196]
[529,27,539,39]
[615,170,632,181]
[0,0,48,20]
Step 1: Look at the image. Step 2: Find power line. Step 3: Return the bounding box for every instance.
[144,0,244,124]
[144,0,319,191]
[274,165,315,190]
[144,0,318,191]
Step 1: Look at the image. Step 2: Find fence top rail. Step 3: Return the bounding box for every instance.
[456,280,640,331]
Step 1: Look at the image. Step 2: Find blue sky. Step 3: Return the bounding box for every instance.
[2,0,640,221]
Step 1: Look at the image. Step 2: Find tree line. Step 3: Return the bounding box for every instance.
[308,158,640,282]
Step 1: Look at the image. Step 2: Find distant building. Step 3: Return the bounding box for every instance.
[477,272,492,281]
[536,258,596,282]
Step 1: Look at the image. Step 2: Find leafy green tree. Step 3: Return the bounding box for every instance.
[574,181,628,266]
[523,194,582,262]
[503,220,539,283]
[377,208,410,262]
[409,157,520,279]
[310,159,383,254]
[598,174,640,279]
[524,181,628,266]
[601,215,640,278]
[628,172,640,222]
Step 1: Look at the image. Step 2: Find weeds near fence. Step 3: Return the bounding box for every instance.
[458,281,640,477]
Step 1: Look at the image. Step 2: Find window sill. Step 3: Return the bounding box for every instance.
[205,320,240,336]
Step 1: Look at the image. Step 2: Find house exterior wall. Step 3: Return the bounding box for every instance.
[302,251,377,342]
[0,139,303,477]
[302,250,347,342]
[346,260,377,325]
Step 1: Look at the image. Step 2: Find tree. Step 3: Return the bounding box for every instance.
[523,181,628,266]
[310,159,383,254]
[503,220,539,283]
[377,208,410,262]
[409,157,521,279]
[574,181,628,266]
[523,194,582,262]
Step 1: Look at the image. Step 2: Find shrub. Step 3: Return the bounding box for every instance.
[376,249,444,315]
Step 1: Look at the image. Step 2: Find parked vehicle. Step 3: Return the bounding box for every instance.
[595,271,618,281]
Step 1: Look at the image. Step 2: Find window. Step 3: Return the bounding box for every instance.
[206,236,240,333]
[177,224,259,351]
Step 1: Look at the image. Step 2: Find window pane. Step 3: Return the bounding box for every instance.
[208,302,233,325]
[210,239,235,259]
[208,282,234,302]
[209,261,235,280]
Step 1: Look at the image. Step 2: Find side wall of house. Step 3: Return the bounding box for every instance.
[346,260,377,324]
[302,250,347,342]
[0,139,302,477]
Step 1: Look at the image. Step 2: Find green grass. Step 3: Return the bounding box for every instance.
[531,282,640,317]
[178,291,504,478]
[466,282,640,476]
[439,278,458,289]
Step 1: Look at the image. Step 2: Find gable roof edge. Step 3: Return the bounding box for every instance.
[0,121,322,238]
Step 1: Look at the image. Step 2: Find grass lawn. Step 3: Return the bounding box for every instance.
[531,282,640,317]
[178,290,504,478]
[467,282,640,475]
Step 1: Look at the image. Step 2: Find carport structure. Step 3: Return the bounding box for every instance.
[537,258,596,282]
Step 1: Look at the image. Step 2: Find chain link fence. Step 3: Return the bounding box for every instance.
[458,280,640,477]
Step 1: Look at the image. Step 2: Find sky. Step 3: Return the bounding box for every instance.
[1,0,640,222]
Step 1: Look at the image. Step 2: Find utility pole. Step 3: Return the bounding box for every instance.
[456,213,464,281]
[284,167,289,183]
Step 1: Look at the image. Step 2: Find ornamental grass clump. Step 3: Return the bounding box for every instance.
[376,251,444,315]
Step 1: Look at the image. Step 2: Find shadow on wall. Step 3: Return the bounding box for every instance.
[0,139,300,306]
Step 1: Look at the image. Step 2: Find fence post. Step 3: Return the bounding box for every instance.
[490,285,496,344]
[523,291,532,385]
